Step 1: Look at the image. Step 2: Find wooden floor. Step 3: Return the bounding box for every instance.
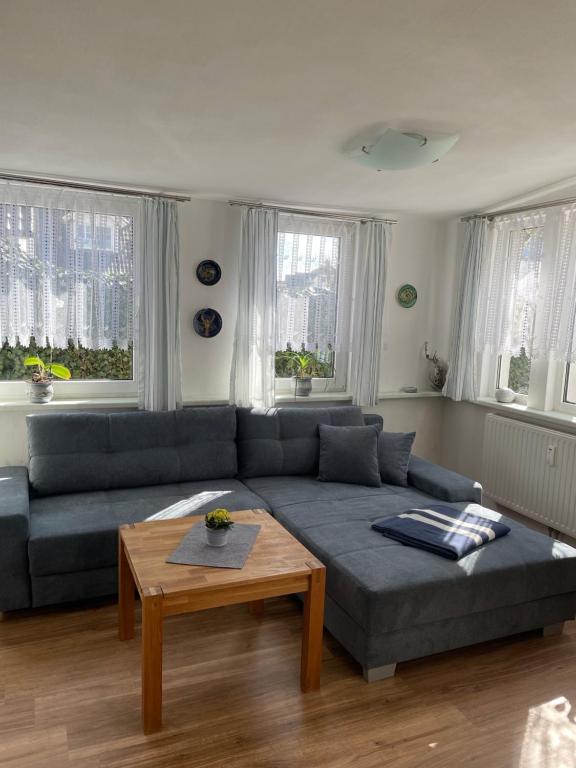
[1,598,576,768]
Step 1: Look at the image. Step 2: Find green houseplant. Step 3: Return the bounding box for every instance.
[277,350,324,397]
[205,508,234,547]
[24,355,72,404]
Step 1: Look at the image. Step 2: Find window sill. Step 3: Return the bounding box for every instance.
[474,397,576,431]
[274,390,444,404]
[0,390,445,412]
[275,392,352,404]
[0,397,139,413]
[378,390,443,400]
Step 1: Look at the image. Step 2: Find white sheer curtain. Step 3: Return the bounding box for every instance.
[444,218,488,401]
[229,206,278,408]
[349,220,390,406]
[476,211,546,358]
[276,213,355,390]
[0,182,136,349]
[135,197,182,411]
[476,204,576,364]
[538,205,576,362]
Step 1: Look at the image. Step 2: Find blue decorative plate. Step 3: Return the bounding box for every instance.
[193,308,222,338]
[397,283,417,308]
[196,260,222,286]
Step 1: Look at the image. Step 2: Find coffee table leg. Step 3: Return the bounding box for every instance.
[142,588,163,734]
[300,563,326,692]
[118,531,135,641]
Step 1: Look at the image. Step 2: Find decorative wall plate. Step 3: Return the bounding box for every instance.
[397,283,417,308]
[196,260,222,286]
[193,308,222,338]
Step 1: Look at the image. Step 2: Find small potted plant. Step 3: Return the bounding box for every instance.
[24,355,72,404]
[278,350,321,397]
[205,508,234,547]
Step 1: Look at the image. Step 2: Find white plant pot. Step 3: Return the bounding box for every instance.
[205,527,230,547]
[495,387,516,403]
[28,380,54,404]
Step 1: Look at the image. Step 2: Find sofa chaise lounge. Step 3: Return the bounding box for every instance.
[2,405,576,682]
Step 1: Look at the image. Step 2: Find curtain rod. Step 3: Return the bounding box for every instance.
[461,194,576,222]
[0,172,191,203]
[228,199,397,224]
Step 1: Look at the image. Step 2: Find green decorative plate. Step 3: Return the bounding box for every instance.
[397,283,417,308]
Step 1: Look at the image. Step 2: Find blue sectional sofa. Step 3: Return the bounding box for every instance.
[2,404,576,682]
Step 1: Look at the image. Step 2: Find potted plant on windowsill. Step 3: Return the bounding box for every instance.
[205,508,234,547]
[278,350,324,397]
[24,355,72,404]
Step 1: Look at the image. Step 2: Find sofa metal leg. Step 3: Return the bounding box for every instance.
[363,663,397,683]
[542,622,565,637]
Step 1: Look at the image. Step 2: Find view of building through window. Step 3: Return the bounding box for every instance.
[0,204,134,381]
[275,229,339,378]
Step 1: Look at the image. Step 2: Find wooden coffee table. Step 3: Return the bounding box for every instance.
[118,509,326,734]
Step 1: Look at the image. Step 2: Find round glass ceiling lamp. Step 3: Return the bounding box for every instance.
[350,128,459,171]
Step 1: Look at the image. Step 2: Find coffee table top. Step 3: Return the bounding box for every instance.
[120,509,323,600]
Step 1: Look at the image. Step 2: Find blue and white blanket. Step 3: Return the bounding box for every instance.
[371,504,510,560]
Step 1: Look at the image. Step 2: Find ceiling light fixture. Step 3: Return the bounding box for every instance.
[350,127,459,171]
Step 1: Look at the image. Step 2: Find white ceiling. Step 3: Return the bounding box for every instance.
[2,0,576,216]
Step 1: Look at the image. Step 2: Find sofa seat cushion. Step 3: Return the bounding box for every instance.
[244,476,576,634]
[242,475,407,507]
[28,480,268,577]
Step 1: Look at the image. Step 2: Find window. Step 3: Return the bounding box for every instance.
[478,205,576,415]
[0,196,135,394]
[274,215,354,392]
[497,348,532,395]
[562,364,576,407]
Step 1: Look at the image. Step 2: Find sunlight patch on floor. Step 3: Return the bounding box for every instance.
[520,696,576,768]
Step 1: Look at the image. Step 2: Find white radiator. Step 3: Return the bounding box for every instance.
[482,413,576,537]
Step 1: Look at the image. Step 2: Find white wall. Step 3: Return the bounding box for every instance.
[0,199,455,466]
[179,202,453,399]
[379,215,452,393]
[178,200,241,403]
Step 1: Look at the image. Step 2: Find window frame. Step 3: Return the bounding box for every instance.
[554,362,576,415]
[274,216,353,396]
[0,194,139,402]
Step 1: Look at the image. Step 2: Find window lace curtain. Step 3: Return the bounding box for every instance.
[476,205,576,363]
[539,205,576,362]
[277,214,356,391]
[0,183,135,350]
[476,211,545,358]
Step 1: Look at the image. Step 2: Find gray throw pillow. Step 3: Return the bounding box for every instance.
[378,431,416,486]
[318,424,381,487]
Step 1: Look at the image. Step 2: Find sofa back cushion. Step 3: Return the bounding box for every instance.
[27,406,238,496]
[236,406,365,478]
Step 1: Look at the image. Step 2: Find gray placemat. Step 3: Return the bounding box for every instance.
[166,523,261,569]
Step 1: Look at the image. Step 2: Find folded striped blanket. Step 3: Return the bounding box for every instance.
[371,504,510,560]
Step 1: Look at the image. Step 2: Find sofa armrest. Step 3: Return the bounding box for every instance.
[407,456,482,504]
[0,466,32,611]
[363,413,383,431]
